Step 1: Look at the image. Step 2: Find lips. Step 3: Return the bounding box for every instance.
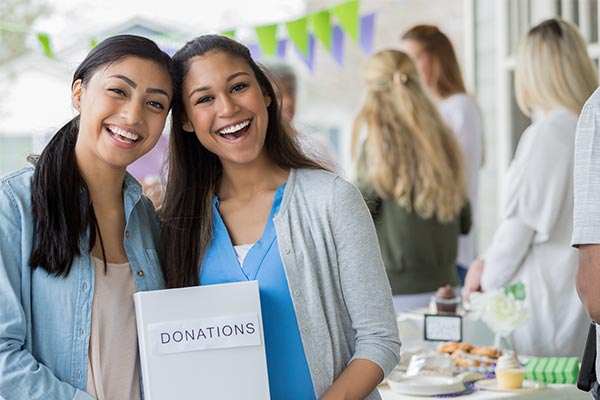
[216,119,251,140]
[106,124,141,144]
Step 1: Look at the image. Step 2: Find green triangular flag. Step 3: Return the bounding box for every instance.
[285,17,309,56]
[255,24,278,56]
[332,0,359,43]
[309,10,332,51]
[221,30,235,38]
[37,33,53,58]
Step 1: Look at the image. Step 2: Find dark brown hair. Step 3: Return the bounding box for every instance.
[160,34,324,288]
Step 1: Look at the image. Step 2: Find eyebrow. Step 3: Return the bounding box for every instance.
[110,74,137,88]
[110,74,171,99]
[188,71,250,99]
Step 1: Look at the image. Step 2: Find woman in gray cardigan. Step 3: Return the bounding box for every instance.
[159,35,400,399]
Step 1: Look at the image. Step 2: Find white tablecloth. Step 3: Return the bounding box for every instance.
[379,383,589,399]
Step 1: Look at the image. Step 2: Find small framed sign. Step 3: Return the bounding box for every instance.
[423,314,463,342]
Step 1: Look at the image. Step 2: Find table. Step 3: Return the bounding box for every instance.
[388,312,589,399]
[379,383,589,399]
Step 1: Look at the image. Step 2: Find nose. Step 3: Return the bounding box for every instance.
[122,99,144,125]
[217,94,240,118]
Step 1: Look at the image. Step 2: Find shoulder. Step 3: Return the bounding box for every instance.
[0,166,35,201]
[530,109,578,146]
[439,93,480,115]
[439,93,483,129]
[294,168,357,198]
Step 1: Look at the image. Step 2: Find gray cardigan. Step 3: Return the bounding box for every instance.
[274,168,401,398]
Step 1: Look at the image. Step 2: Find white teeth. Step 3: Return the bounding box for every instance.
[217,120,250,135]
[108,125,140,141]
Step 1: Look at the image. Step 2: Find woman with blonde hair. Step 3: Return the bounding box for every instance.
[352,49,470,313]
[401,25,484,284]
[464,18,598,356]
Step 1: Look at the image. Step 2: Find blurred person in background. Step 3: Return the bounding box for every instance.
[464,18,597,357]
[352,49,470,313]
[401,25,484,286]
[266,61,340,173]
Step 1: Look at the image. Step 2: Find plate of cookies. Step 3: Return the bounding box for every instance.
[436,341,502,373]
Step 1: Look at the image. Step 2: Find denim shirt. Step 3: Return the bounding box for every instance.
[0,167,164,400]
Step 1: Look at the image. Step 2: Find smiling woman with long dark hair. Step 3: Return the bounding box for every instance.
[160,34,400,399]
[0,35,175,399]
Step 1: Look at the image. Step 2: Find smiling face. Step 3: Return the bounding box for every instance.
[72,56,173,171]
[181,51,272,169]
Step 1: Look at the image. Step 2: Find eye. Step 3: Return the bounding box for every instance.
[147,100,165,110]
[231,83,247,93]
[108,87,126,96]
[194,95,213,105]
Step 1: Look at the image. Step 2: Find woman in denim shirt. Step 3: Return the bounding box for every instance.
[0,35,174,399]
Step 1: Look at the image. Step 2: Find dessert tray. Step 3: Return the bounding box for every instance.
[387,375,466,396]
[475,378,546,392]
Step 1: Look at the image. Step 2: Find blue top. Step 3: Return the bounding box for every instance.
[201,184,316,399]
[0,167,164,400]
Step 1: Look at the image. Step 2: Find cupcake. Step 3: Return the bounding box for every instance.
[495,353,525,389]
[434,285,460,314]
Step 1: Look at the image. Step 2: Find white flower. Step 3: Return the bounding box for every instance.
[470,289,528,337]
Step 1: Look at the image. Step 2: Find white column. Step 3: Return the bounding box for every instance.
[579,0,592,41]
[561,0,575,21]
[463,0,477,92]
[495,0,511,217]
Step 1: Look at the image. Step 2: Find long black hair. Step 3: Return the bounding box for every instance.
[29,34,175,276]
[160,35,325,288]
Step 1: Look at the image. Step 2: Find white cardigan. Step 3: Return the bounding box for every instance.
[481,109,589,357]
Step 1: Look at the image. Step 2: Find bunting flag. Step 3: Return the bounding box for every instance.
[309,10,332,51]
[248,43,261,60]
[0,0,374,69]
[331,0,359,43]
[221,30,236,38]
[296,35,316,72]
[255,24,278,56]
[359,13,376,54]
[36,33,53,58]
[331,25,345,67]
[285,17,309,56]
[276,39,288,58]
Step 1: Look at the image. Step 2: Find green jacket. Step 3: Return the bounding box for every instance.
[356,179,471,295]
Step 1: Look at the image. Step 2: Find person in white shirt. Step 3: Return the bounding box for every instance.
[401,25,484,285]
[464,18,598,357]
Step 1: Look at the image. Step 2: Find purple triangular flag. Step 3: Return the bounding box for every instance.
[277,39,288,58]
[297,34,316,72]
[331,25,344,66]
[248,43,262,60]
[359,13,376,54]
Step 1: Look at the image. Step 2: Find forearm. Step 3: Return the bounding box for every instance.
[577,245,600,322]
[319,359,383,400]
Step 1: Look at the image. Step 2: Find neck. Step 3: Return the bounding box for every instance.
[219,153,289,200]
[75,154,126,208]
